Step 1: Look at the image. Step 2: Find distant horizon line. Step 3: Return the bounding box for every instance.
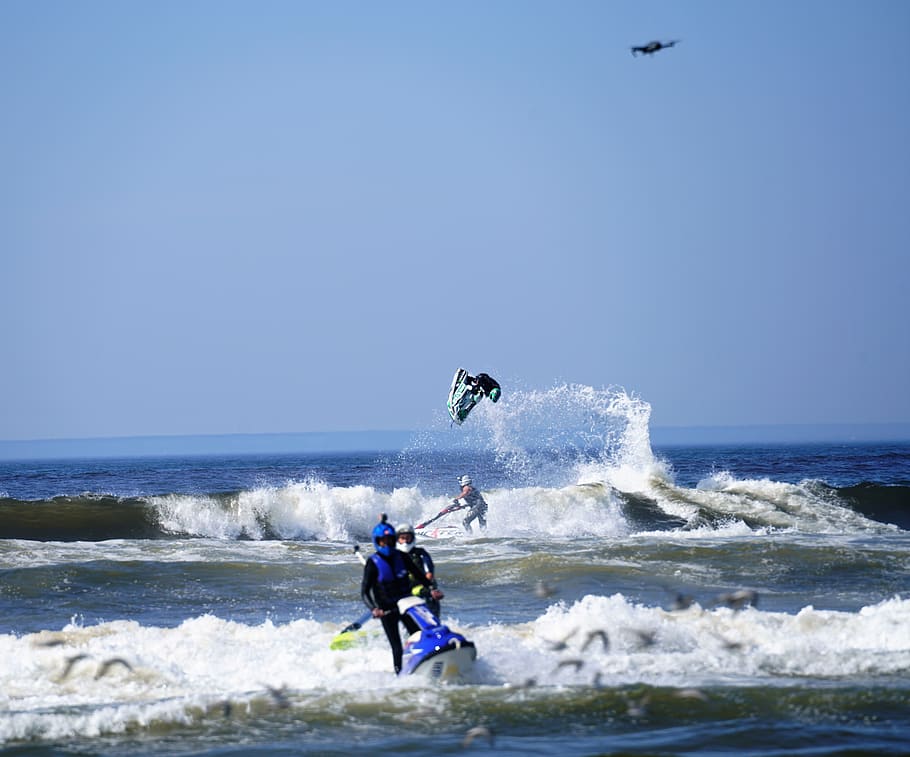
[1,422,909,461]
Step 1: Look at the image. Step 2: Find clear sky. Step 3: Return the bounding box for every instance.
[2,0,909,442]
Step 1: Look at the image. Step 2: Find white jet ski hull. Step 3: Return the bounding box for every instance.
[407,642,477,681]
[397,596,477,681]
[415,525,463,540]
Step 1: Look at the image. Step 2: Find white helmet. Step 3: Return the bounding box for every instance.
[396,523,416,553]
[459,475,472,486]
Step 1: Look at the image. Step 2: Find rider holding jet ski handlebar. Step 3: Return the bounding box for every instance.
[395,522,442,617]
[361,515,444,674]
[453,475,488,533]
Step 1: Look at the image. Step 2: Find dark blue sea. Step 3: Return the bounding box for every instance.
[2,388,909,755]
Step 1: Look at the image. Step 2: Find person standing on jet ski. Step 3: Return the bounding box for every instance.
[361,516,444,674]
[453,475,488,533]
[395,523,442,618]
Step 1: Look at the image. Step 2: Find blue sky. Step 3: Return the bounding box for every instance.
[2,1,909,442]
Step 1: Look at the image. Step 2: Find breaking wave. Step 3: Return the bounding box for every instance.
[1,386,905,541]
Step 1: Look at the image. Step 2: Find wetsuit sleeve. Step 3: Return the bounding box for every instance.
[404,555,432,589]
[361,558,379,610]
[413,548,437,590]
[419,548,435,577]
[425,558,438,590]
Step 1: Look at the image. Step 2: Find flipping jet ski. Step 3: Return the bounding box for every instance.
[447,368,501,425]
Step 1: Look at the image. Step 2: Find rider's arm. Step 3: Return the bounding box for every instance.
[404,556,430,588]
[360,559,379,610]
[408,551,442,597]
[419,548,435,578]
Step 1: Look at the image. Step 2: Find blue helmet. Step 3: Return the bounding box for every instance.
[372,520,396,556]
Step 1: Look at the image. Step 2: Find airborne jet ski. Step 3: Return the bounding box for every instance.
[397,596,476,680]
[447,368,477,425]
[447,368,501,425]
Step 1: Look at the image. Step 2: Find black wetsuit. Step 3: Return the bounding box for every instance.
[403,546,441,617]
[361,551,433,674]
[474,373,501,398]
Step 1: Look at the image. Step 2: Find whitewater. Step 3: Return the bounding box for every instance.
[1,385,909,754]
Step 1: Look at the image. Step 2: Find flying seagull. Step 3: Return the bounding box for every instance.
[95,657,134,679]
[58,653,90,681]
[462,725,495,748]
[581,629,610,652]
[631,40,680,56]
[716,589,759,610]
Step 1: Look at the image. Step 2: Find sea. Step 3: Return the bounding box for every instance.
[1,387,909,756]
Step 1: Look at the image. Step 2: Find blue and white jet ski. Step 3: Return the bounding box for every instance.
[397,596,476,680]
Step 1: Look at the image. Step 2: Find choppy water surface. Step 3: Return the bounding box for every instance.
[2,387,909,755]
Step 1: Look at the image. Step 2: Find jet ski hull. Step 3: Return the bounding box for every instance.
[406,640,477,680]
[396,596,477,681]
[415,525,463,540]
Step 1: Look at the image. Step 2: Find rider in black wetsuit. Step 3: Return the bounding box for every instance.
[469,373,501,403]
[361,517,444,674]
[395,523,442,617]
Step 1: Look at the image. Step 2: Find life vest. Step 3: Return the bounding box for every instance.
[371,552,412,605]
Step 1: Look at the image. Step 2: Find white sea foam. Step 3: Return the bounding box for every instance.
[0,538,298,569]
[683,472,886,532]
[483,384,661,489]
[152,480,390,540]
[141,474,879,544]
[480,385,884,534]
[476,593,910,686]
[109,384,889,541]
[3,595,908,743]
[145,481,630,541]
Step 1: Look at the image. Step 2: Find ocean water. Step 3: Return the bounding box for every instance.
[1,387,909,756]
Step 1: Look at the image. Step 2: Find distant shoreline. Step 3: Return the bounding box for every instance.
[1,423,909,461]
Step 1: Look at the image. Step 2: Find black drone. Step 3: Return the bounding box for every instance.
[631,40,680,57]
